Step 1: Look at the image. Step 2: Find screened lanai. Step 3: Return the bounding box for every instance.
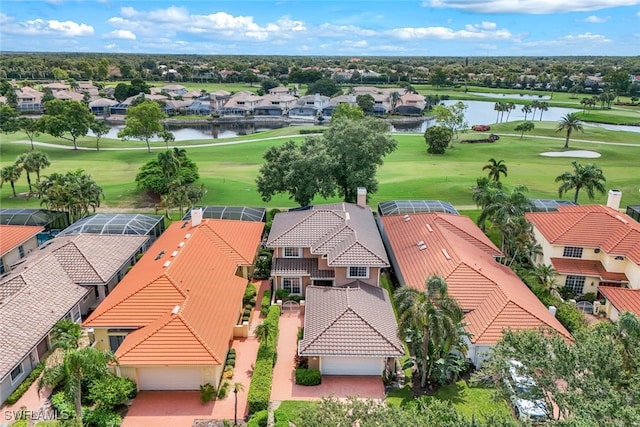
[377,200,459,216]
[183,206,266,222]
[58,213,165,241]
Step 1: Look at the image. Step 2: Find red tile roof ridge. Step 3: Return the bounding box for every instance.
[199,222,249,264]
[271,209,344,243]
[176,310,222,364]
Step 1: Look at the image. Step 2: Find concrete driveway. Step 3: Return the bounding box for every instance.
[270,312,385,402]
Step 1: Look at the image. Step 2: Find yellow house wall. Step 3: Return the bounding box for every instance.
[92,328,111,352]
[625,263,640,289]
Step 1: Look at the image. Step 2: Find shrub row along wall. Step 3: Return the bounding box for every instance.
[247,305,281,414]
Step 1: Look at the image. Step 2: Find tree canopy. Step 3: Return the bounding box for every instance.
[424,125,452,154]
[256,117,396,205]
[433,101,468,142]
[41,99,93,150]
[330,103,364,122]
[117,99,165,153]
[305,77,341,97]
[555,160,606,203]
[556,113,583,148]
[36,169,104,223]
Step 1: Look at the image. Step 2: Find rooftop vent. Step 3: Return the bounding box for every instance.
[171,251,178,257]
[416,241,425,246]
[178,242,185,248]
[185,233,192,239]
[163,261,171,268]
[402,215,410,222]
[154,250,165,260]
[441,248,452,260]
[426,224,433,232]
[181,221,188,229]
[171,305,180,314]
[345,212,350,221]
[418,244,427,251]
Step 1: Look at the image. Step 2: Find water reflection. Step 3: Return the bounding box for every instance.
[91,122,286,141]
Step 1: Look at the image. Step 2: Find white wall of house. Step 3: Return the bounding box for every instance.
[320,356,384,376]
[126,364,224,390]
[1,235,39,273]
[0,336,50,404]
[464,336,493,369]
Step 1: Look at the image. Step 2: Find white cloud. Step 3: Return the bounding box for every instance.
[0,13,12,24]
[390,24,512,40]
[103,29,136,40]
[563,32,611,41]
[104,43,118,49]
[581,15,610,22]
[2,18,94,37]
[316,23,378,37]
[518,32,611,48]
[427,0,640,14]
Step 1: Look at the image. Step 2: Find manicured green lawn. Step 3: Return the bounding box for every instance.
[274,400,317,425]
[386,381,510,421]
[1,122,639,210]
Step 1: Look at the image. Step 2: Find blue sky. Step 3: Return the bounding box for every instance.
[0,1,639,56]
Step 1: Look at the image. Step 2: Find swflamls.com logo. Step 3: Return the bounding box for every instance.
[4,408,70,421]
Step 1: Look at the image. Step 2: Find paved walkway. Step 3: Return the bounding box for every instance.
[1,380,53,425]
[122,280,269,427]
[270,312,384,402]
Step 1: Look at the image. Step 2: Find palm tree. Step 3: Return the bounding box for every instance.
[531,264,559,295]
[0,164,22,197]
[537,102,549,121]
[233,382,246,426]
[494,101,506,123]
[521,104,532,121]
[38,347,117,424]
[395,276,464,389]
[254,322,270,348]
[157,150,180,179]
[555,160,607,203]
[159,130,175,150]
[390,91,401,112]
[29,150,50,183]
[504,102,516,121]
[556,113,584,148]
[480,185,534,249]
[530,100,541,120]
[16,153,36,194]
[615,312,640,373]
[472,178,501,232]
[482,158,507,183]
[514,121,535,139]
[50,319,81,351]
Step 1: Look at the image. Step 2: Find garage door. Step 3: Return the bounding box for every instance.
[137,367,202,390]
[321,356,383,376]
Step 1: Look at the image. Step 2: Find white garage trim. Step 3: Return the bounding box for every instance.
[321,356,383,376]
[137,367,202,390]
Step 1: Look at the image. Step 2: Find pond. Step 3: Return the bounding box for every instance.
[469,92,551,100]
[90,122,287,141]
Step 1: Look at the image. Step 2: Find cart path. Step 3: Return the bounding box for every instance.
[9,131,640,151]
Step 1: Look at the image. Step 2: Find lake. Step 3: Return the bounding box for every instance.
[469,92,551,100]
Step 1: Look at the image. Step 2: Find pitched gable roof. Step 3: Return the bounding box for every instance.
[0,234,147,379]
[380,212,572,344]
[299,282,404,357]
[84,219,264,366]
[599,286,640,317]
[525,205,640,265]
[267,203,389,267]
[0,224,43,255]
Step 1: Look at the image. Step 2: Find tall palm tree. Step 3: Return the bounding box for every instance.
[537,102,549,121]
[530,100,541,120]
[16,153,36,194]
[50,319,81,351]
[556,113,583,148]
[157,150,180,179]
[531,264,558,294]
[38,347,117,424]
[494,101,506,123]
[254,322,270,348]
[0,164,22,197]
[233,382,246,426]
[521,104,532,121]
[480,185,534,249]
[482,158,508,183]
[390,91,401,112]
[505,102,516,121]
[555,160,606,203]
[29,150,50,183]
[395,276,464,389]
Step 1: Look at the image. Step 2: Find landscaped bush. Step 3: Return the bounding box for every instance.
[217,379,231,399]
[247,305,280,414]
[4,361,45,405]
[275,288,290,301]
[299,128,326,135]
[50,392,75,420]
[471,125,491,131]
[253,249,273,279]
[260,290,272,317]
[530,284,586,333]
[247,409,268,427]
[295,368,321,386]
[460,134,500,144]
[200,383,217,402]
[87,374,137,409]
[244,308,252,317]
[83,407,122,427]
[243,283,257,305]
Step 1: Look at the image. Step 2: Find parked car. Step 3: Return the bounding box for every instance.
[505,360,548,422]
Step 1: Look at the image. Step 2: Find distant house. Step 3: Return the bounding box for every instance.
[15,87,44,113]
[163,99,192,115]
[219,91,262,116]
[394,92,425,115]
[110,93,167,115]
[89,98,118,115]
[53,90,85,102]
[379,210,571,368]
[159,84,187,96]
[185,99,213,116]
[84,214,264,390]
[0,233,148,403]
[289,94,329,119]
[254,94,297,116]
[41,82,68,93]
[322,93,356,118]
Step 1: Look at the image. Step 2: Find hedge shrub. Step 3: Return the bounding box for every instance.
[295,368,321,386]
[247,305,280,414]
[83,407,122,427]
[530,284,586,333]
[260,290,272,317]
[5,361,45,405]
[243,283,257,305]
[247,409,269,427]
[274,407,290,427]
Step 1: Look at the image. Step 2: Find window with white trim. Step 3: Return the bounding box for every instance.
[282,277,301,294]
[10,364,23,383]
[347,266,369,279]
[565,275,586,294]
[283,247,302,258]
[563,246,583,258]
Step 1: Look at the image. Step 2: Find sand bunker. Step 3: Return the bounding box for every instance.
[540,150,601,158]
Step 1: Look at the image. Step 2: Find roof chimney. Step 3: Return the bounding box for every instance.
[548,305,557,317]
[607,189,622,211]
[357,187,367,208]
[191,207,203,227]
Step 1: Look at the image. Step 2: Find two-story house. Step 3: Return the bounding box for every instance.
[525,203,639,295]
[267,189,404,376]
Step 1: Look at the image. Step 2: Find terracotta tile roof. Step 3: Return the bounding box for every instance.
[525,205,640,265]
[550,258,629,283]
[271,258,335,278]
[267,203,389,267]
[84,219,264,366]
[299,282,404,357]
[380,213,572,344]
[0,225,43,255]
[599,286,640,317]
[0,234,146,379]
